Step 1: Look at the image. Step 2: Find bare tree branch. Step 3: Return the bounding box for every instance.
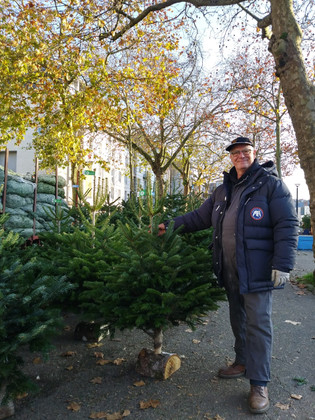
[99,0,247,41]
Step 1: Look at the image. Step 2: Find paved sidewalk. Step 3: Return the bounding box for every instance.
[13,251,315,420]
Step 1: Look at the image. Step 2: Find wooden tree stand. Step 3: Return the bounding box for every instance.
[135,348,181,380]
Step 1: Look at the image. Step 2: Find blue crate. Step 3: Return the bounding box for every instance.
[297,235,313,250]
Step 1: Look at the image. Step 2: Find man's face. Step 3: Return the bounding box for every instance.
[229,145,256,177]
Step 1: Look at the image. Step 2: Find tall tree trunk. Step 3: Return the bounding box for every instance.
[270,0,315,257]
[154,169,164,200]
[275,85,282,178]
[153,328,163,355]
[128,137,135,196]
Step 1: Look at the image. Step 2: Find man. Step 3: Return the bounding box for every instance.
[158,136,299,414]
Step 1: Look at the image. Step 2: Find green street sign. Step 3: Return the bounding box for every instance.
[54,199,62,203]
[83,170,95,175]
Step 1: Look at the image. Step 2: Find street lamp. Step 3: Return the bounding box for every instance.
[295,184,300,216]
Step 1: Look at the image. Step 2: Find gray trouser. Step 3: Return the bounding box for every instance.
[225,285,273,382]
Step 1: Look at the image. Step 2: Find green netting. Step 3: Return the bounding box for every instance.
[6,179,35,197]
[5,194,28,208]
[37,183,65,198]
[1,168,69,236]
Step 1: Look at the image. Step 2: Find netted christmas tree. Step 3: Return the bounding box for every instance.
[36,187,120,316]
[0,214,73,415]
[80,187,226,379]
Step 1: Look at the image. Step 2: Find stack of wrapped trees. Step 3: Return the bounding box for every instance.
[0,167,69,238]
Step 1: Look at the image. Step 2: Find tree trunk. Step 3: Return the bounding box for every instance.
[153,327,163,355]
[154,170,164,200]
[275,86,282,178]
[270,0,315,258]
[135,348,181,380]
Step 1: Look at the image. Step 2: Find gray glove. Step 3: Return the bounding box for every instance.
[271,269,290,287]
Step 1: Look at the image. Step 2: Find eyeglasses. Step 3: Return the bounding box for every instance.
[230,148,253,157]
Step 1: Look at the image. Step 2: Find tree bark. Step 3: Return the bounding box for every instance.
[269,0,315,257]
[135,348,181,380]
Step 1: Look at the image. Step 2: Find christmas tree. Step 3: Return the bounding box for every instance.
[80,190,226,378]
[0,215,73,411]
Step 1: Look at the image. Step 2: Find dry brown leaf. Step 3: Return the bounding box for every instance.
[89,412,107,419]
[96,359,112,365]
[61,351,77,357]
[113,358,126,365]
[107,411,130,420]
[185,328,193,333]
[32,357,42,364]
[139,399,160,409]
[16,392,28,400]
[94,351,104,359]
[204,414,224,420]
[90,377,103,384]
[65,365,73,371]
[64,325,71,331]
[87,342,103,348]
[291,394,303,400]
[192,339,201,344]
[67,401,81,412]
[275,402,290,410]
[133,380,145,387]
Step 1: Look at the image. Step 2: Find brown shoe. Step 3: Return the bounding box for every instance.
[248,385,270,414]
[218,362,245,378]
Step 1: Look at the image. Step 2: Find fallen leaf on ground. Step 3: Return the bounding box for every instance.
[89,412,107,419]
[64,325,71,331]
[139,399,160,409]
[133,380,145,387]
[90,376,103,384]
[61,351,77,357]
[65,365,73,371]
[185,328,193,333]
[87,342,103,348]
[291,394,303,400]
[94,351,104,359]
[113,358,126,365]
[192,339,201,344]
[16,393,28,400]
[285,320,301,326]
[275,402,290,410]
[96,359,112,365]
[67,401,81,411]
[107,410,130,420]
[32,357,42,364]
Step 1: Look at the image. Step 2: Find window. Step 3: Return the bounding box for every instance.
[0,151,17,172]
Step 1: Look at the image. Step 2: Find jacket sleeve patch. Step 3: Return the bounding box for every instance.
[250,207,264,221]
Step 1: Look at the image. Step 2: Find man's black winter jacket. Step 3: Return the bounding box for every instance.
[171,160,299,294]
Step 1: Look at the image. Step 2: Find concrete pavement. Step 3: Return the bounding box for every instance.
[14,250,315,420]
